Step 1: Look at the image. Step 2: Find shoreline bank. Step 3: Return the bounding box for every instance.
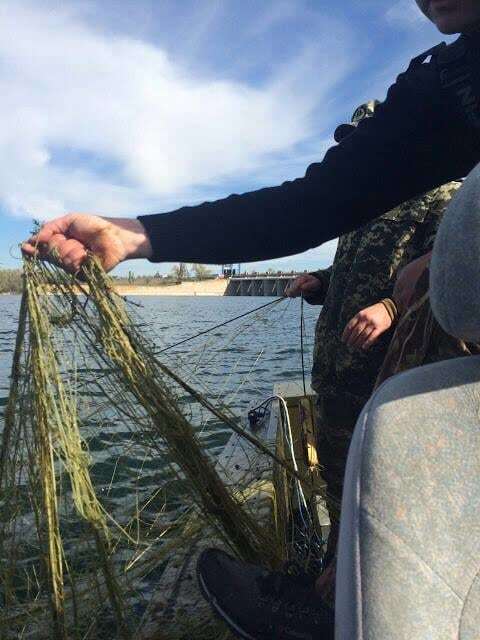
[1,280,230,297]
[114,280,228,296]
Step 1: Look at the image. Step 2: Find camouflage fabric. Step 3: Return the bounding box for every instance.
[351,100,378,122]
[304,266,332,304]
[334,100,380,142]
[315,394,359,566]
[311,181,461,402]
[375,266,480,388]
[310,180,461,566]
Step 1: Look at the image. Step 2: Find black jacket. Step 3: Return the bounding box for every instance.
[138,34,480,264]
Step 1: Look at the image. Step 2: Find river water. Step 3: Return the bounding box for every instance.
[0,293,321,633]
[0,293,318,455]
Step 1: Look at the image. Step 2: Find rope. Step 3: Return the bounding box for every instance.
[155,296,286,354]
[300,295,307,397]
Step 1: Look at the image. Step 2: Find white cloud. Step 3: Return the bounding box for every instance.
[0,1,356,220]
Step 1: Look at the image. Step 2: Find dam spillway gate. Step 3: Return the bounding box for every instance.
[224,275,298,297]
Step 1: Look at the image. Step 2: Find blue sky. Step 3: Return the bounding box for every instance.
[0,0,452,276]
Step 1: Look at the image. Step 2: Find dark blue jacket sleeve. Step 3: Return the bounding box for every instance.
[138,53,478,264]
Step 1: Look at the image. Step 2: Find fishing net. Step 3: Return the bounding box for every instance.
[0,256,323,640]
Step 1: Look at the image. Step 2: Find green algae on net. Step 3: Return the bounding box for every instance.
[0,257,306,640]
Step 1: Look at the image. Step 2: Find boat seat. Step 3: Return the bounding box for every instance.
[335,163,480,639]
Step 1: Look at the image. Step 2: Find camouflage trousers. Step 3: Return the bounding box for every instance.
[315,392,369,565]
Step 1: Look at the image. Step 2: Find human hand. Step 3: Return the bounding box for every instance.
[285,274,323,298]
[21,213,152,273]
[342,302,393,350]
[393,251,431,313]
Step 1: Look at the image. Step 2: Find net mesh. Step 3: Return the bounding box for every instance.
[0,257,302,640]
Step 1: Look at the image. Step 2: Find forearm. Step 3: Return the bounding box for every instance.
[139,65,473,265]
[139,177,334,264]
[107,217,153,260]
[138,164,441,265]
[138,162,454,265]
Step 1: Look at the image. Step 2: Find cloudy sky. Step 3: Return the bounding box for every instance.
[0,0,451,275]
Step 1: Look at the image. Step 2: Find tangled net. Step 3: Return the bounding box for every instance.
[0,257,318,640]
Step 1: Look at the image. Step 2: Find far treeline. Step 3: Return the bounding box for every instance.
[0,269,23,294]
[114,263,215,285]
[0,263,215,293]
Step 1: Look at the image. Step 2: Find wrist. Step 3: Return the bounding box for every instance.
[109,217,153,261]
[380,298,399,323]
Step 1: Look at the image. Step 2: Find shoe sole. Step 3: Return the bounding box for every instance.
[196,559,259,640]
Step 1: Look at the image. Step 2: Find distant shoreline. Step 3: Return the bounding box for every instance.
[114,280,228,296]
[0,280,230,297]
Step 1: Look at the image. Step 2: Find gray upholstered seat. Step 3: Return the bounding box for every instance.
[431,162,480,342]
[335,164,480,639]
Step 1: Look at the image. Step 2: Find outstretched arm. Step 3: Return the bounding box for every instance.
[22,214,152,273]
[23,58,474,271]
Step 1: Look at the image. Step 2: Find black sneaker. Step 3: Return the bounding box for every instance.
[197,548,334,640]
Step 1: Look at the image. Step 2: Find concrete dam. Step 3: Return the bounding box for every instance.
[224,274,299,296]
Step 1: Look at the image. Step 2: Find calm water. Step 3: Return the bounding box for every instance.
[0,293,319,629]
[0,293,318,451]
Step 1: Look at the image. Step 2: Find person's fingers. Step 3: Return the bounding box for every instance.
[23,232,88,271]
[61,253,77,273]
[46,233,69,256]
[22,215,77,257]
[350,323,372,349]
[362,328,381,350]
[285,284,299,297]
[285,280,295,297]
[300,278,321,294]
[21,241,37,256]
[55,241,88,271]
[56,238,83,255]
[286,276,308,297]
[354,326,376,350]
[21,236,65,259]
[342,316,360,343]
[345,320,367,346]
[30,218,71,246]
[59,244,88,273]
[32,226,57,246]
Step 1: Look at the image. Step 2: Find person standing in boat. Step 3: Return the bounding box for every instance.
[22,1,480,637]
[286,100,461,607]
